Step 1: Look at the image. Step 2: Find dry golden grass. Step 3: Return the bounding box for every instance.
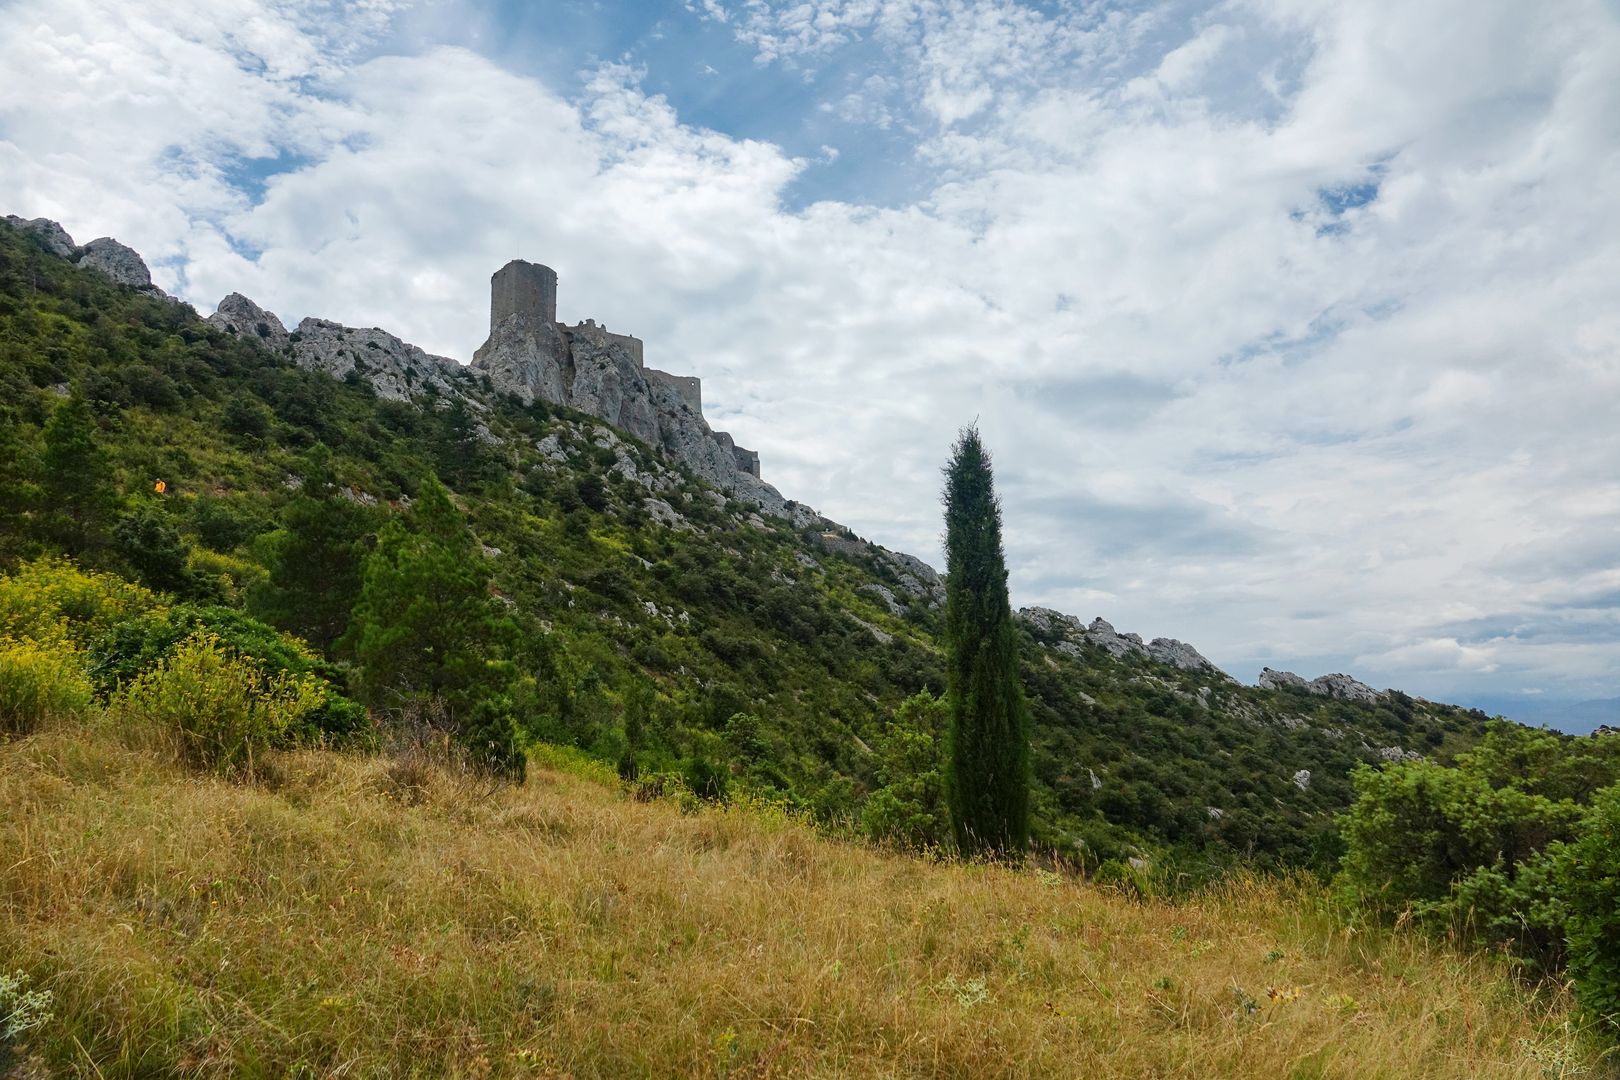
[0,725,1610,1079]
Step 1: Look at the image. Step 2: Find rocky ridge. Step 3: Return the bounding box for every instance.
[1018,607,1227,676]
[4,216,173,301]
[1258,667,1383,704]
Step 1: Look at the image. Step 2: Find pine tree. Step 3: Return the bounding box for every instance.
[942,425,1030,857]
[250,446,377,653]
[344,474,521,777]
[40,389,116,555]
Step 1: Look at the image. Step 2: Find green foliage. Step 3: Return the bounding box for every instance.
[85,601,366,741]
[1339,723,1620,1028]
[39,390,115,554]
[0,635,93,735]
[249,447,378,653]
[113,633,324,776]
[345,475,521,777]
[113,501,192,593]
[0,557,160,647]
[862,691,950,851]
[941,426,1030,856]
[1556,785,1620,1027]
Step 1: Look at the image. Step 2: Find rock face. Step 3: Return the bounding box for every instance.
[3,215,76,257]
[1260,667,1382,703]
[207,293,289,352]
[1017,607,1226,676]
[77,237,157,291]
[289,318,466,402]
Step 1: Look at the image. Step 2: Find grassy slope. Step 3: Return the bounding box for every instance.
[1,724,1599,1079]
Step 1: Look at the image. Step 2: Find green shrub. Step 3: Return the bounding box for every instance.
[0,636,93,734]
[1558,785,1620,1028]
[112,633,324,776]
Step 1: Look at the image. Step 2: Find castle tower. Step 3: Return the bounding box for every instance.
[490,259,557,331]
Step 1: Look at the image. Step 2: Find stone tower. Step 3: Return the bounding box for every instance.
[490,259,556,330]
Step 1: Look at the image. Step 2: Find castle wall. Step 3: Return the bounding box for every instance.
[646,368,702,413]
[491,260,556,330]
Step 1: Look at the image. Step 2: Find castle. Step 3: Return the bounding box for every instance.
[475,260,760,480]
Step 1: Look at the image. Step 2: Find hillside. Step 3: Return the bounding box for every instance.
[0,725,1597,1078]
[0,214,1500,875]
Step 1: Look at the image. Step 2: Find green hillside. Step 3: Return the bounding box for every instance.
[0,218,1494,876]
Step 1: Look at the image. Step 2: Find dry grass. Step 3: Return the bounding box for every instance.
[0,725,1610,1079]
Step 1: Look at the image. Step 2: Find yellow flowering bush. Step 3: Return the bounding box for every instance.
[0,635,94,735]
[0,558,160,646]
[113,633,324,776]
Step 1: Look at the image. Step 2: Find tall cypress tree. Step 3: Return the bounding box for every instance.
[942,425,1030,857]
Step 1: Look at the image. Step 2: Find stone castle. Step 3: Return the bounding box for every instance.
[470,259,764,486]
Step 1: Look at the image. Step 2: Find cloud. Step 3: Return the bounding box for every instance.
[3,0,1620,703]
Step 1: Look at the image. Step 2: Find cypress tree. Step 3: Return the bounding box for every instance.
[942,425,1030,857]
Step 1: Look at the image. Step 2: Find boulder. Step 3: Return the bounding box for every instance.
[77,236,156,290]
[207,293,289,352]
[3,215,76,257]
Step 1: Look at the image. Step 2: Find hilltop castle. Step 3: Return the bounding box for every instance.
[471,259,765,486]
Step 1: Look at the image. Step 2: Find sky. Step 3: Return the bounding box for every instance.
[3,0,1620,725]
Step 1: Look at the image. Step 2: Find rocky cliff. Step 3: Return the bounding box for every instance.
[4,216,173,301]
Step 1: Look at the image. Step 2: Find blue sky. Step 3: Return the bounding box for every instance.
[4,0,1620,728]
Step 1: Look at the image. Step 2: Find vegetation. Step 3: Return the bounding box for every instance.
[942,425,1030,857]
[0,216,1497,874]
[1340,722,1620,1031]
[0,723,1604,1077]
[3,217,1617,1071]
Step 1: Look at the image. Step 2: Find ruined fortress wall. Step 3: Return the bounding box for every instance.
[604,331,644,367]
[646,368,701,413]
[491,260,557,329]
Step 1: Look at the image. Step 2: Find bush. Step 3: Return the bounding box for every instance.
[1558,785,1620,1028]
[0,557,159,646]
[0,636,93,734]
[114,503,191,593]
[112,633,324,776]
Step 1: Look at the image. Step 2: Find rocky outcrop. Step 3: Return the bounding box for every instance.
[1292,769,1312,791]
[3,218,174,300]
[207,293,289,352]
[77,237,159,292]
[3,215,76,257]
[1146,637,1221,674]
[1017,607,1227,676]
[290,318,466,402]
[1260,667,1383,703]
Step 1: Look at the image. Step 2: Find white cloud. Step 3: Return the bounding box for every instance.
[3,0,1620,703]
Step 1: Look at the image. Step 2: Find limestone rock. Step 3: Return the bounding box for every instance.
[860,582,905,617]
[1085,617,1149,659]
[1260,667,1383,703]
[1146,636,1221,674]
[290,318,466,402]
[1259,668,1310,692]
[3,215,76,257]
[1292,769,1312,791]
[77,237,155,290]
[207,293,289,352]
[1309,672,1383,704]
